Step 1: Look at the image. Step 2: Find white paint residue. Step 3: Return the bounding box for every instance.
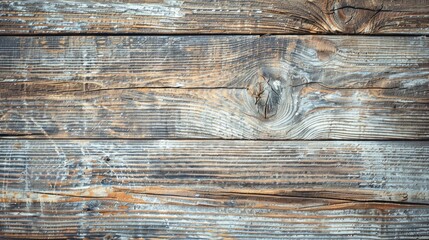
[93,1,184,18]
[401,78,429,88]
[12,0,185,18]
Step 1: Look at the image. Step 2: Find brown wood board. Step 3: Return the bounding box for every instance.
[1,140,428,238]
[1,1,429,238]
[0,36,428,139]
[1,0,429,35]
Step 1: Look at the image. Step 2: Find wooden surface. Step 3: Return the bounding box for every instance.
[1,86,429,139]
[1,140,429,238]
[0,36,428,139]
[1,1,429,239]
[1,35,428,88]
[1,0,429,35]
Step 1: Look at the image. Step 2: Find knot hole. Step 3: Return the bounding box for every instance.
[249,69,285,120]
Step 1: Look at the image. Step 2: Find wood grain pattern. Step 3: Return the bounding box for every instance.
[1,86,428,139]
[1,8,428,237]
[1,0,429,35]
[1,35,429,89]
[1,140,428,239]
[1,36,428,139]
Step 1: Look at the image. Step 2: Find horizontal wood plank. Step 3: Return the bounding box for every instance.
[0,0,428,35]
[1,35,429,89]
[0,35,428,139]
[1,193,428,239]
[1,86,428,139]
[1,140,428,238]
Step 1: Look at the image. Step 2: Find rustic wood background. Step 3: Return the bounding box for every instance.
[1,0,429,239]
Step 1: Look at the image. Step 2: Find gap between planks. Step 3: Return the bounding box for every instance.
[1,136,429,141]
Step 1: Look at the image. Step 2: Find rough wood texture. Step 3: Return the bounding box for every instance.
[1,0,429,35]
[1,140,428,239]
[1,36,428,139]
[1,4,429,236]
[1,86,428,139]
[1,35,429,88]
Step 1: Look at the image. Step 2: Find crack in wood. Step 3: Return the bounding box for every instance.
[328,5,393,14]
[8,188,429,208]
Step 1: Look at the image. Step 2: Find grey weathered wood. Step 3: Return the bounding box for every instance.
[1,1,428,239]
[1,140,428,238]
[1,198,428,239]
[1,86,428,139]
[0,0,428,35]
[0,35,428,139]
[1,35,428,89]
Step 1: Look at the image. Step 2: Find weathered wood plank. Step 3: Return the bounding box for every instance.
[1,140,428,202]
[1,35,428,88]
[1,36,428,139]
[1,140,428,238]
[0,85,428,139]
[0,0,428,35]
[1,194,429,239]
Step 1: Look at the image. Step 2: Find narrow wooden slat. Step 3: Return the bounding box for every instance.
[1,35,428,89]
[2,140,428,202]
[0,35,428,139]
[1,197,429,239]
[1,86,428,139]
[1,140,428,238]
[0,0,428,35]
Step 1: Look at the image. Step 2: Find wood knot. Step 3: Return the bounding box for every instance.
[83,206,93,212]
[101,178,113,185]
[246,63,299,124]
[327,1,384,33]
[400,193,408,202]
[103,234,116,240]
[83,200,100,213]
[247,64,290,120]
[102,156,111,162]
[248,70,285,119]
